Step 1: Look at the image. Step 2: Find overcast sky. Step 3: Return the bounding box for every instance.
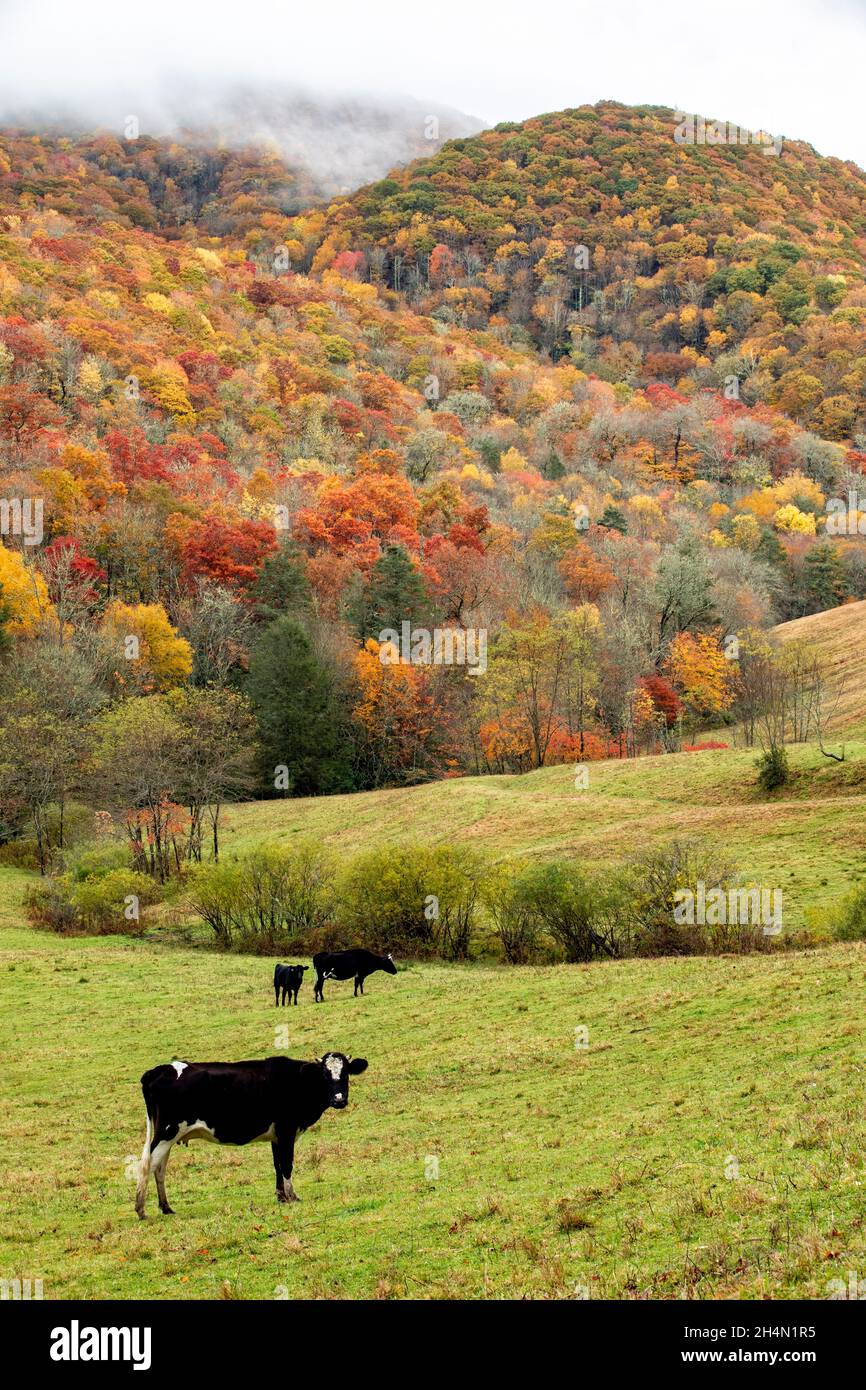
[1,0,864,167]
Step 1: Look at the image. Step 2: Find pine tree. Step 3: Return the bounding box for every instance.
[478,437,502,473]
[598,504,628,534]
[0,585,12,658]
[803,541,847,612]
[346,545,428,640]
[246,617,353,796]
[250,542,312,624]
[542,448,565,480]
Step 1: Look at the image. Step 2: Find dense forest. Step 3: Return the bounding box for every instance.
[2,99,866,867]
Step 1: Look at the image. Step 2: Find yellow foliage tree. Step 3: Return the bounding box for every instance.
[102,601,193,692]
[499,446,530,474]
[0,542,57,636]
[731,513,762,551]
[148,364,196,428]
[78,356,103,400]
[773,504,817,535]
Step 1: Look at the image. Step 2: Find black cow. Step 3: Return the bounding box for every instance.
[313,948,397,1002]
[134,1052,368,1217]
[274,963,307,1006]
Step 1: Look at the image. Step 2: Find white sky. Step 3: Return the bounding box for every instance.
[0,0,864,167]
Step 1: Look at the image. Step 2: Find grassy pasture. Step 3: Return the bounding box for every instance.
[1,861,865,1300]
[4,620,866,1300]
[219,740,866,932]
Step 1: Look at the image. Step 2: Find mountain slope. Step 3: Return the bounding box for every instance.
[775,598,866,731]
[0,91,484,237]
[2,102,866,794]
[307,101,866,435]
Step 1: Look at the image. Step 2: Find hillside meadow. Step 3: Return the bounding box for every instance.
[2,718,866,1300]
[217,740,866,935]
[3,603,865,1299]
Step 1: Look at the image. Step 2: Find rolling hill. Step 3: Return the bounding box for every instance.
[307,101,866,431]
[775,597,866,732]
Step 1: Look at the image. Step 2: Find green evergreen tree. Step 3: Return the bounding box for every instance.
[803,541,847,612]
[346,545,429,640]
[0,585,12,659]
[756,527,787,569]
[542,448,566,480]
[598,504,628,534]
[478,437,502,473]
[250,542,312,624]
[246,617,353,796]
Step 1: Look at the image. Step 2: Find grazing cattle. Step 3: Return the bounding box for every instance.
[134,1052,368,1217]
[313,948,397,1002]
[274,963,307,1006]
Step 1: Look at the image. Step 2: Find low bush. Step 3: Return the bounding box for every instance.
[189,843,334,952]
[336,843,481,959]
[25,880,81,934]
[830,882,866,941]
[0,837,42,871]
[627,840,770,955]
[69,841,131,882]
[756,745,789,793]
[510,860,633,963]
[482,863,543,964]
[25,868,158,935]
[174,835,783,964]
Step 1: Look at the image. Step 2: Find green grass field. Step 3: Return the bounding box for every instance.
[1,860,865,1300]
[219,740,866,932]
[3,713,866,1300]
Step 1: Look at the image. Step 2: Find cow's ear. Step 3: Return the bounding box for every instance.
[348,1057,368,1075]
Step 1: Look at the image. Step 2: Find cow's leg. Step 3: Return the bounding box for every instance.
[274,986,279,1006]
[150,1138,175,1214]
[359,975,365,995]
[354,975,359,997]
[292,988,298,1005]
[135,1114,153,1218]
[275,1127,299,1202]
[314,974,324,1002]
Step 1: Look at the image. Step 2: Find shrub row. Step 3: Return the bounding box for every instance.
[185,838,782,961]
[28,835,846,961]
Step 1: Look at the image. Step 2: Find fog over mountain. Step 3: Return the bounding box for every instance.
[0,81,484,198]
[1,0,864,168]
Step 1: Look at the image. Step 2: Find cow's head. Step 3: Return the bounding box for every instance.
[319,1052,368,1108]
[383,953,398,976]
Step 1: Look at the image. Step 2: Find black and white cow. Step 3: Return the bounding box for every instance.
[313,948,397,1002]
[273,963,307,1006]
[135,1052,368,1217]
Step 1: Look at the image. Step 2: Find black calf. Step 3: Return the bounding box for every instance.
[274,963,308,1006]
